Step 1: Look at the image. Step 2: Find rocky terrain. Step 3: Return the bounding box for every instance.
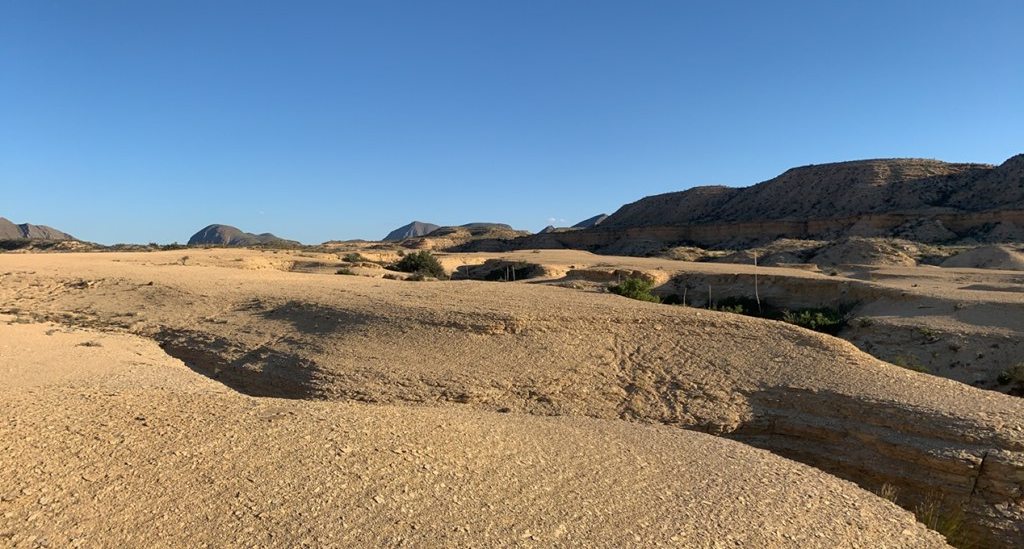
[0,217,74,241]
[400,223,530,252]
[2,248,1023,547]
[0,317,951,548]
[187,224,299,247]
[515,154,1024,253]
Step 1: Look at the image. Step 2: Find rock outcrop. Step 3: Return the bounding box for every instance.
[941,245,1024,270]
[383,221,441,241]
[187,224,299,247]
[0,217,75,240]
[401,223,529,251]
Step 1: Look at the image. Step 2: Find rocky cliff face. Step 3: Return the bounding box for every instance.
[732,386,1024,548]
[522,155,1024,252]
[187,224,299,247]
[0,217,75,240]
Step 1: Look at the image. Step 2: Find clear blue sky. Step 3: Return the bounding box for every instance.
[2,1,1022,244]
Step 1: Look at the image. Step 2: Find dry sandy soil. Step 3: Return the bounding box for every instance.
[3,248,1023,547]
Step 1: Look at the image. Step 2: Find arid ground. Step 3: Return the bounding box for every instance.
[3,248,1024,547]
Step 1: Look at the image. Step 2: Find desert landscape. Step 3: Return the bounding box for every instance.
[6,1,1022,545]
[1,238,1023,547]
[5,154,1024,548]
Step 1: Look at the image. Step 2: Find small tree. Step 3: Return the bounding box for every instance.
[392,250,446,278]
[609,276,660,303]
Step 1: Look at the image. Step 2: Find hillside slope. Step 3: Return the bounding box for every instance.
[0,217,75,240]
[383,221,441,241]
[187,224,299,246]
[520,154,1024,251]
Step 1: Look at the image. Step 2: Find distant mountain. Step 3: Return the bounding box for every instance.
[600,157,1023,230]
[457,222,513,231]
[383,221,516,242]
[0,217,75,240]
[397,222,530,252]
[516,154,1024,252]
[187,224,299,247]
[383,221,441,241]
[571,214,608,229]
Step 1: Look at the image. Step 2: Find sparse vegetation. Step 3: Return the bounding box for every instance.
[608,276,660,303]
[708,296,762,315]
[876,485,972,548]
[780,308,850,335]
[336,267,355,275]
[667,293,854,336]
[484,261,535,281]
[877,483,899,504]
[915,498,972,549]
[391,250,446,279]
[342,252,366,263]
[892,355,929,373]
[996,363,1024,394]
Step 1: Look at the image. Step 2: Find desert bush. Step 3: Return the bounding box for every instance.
[391,250,446,278]
[780,308,849,335]
[997,363,1024,388]
[608,276,660,303]
[713,303,746,314]
[711,296,764,316]
[342,252,366,263]
[336,267,355,275]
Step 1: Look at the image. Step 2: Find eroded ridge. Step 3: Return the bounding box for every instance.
[1,249,1022,546]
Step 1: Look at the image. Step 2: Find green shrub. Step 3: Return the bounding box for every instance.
[342,252,366,263]
[711,296,764,316]
[997,363,1024,387]
[780,308,849,335]
[609,277,660,303]
[336,267,355,275]
[391,250,446,278]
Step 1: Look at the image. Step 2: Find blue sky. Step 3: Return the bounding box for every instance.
[2,1,1022,244]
